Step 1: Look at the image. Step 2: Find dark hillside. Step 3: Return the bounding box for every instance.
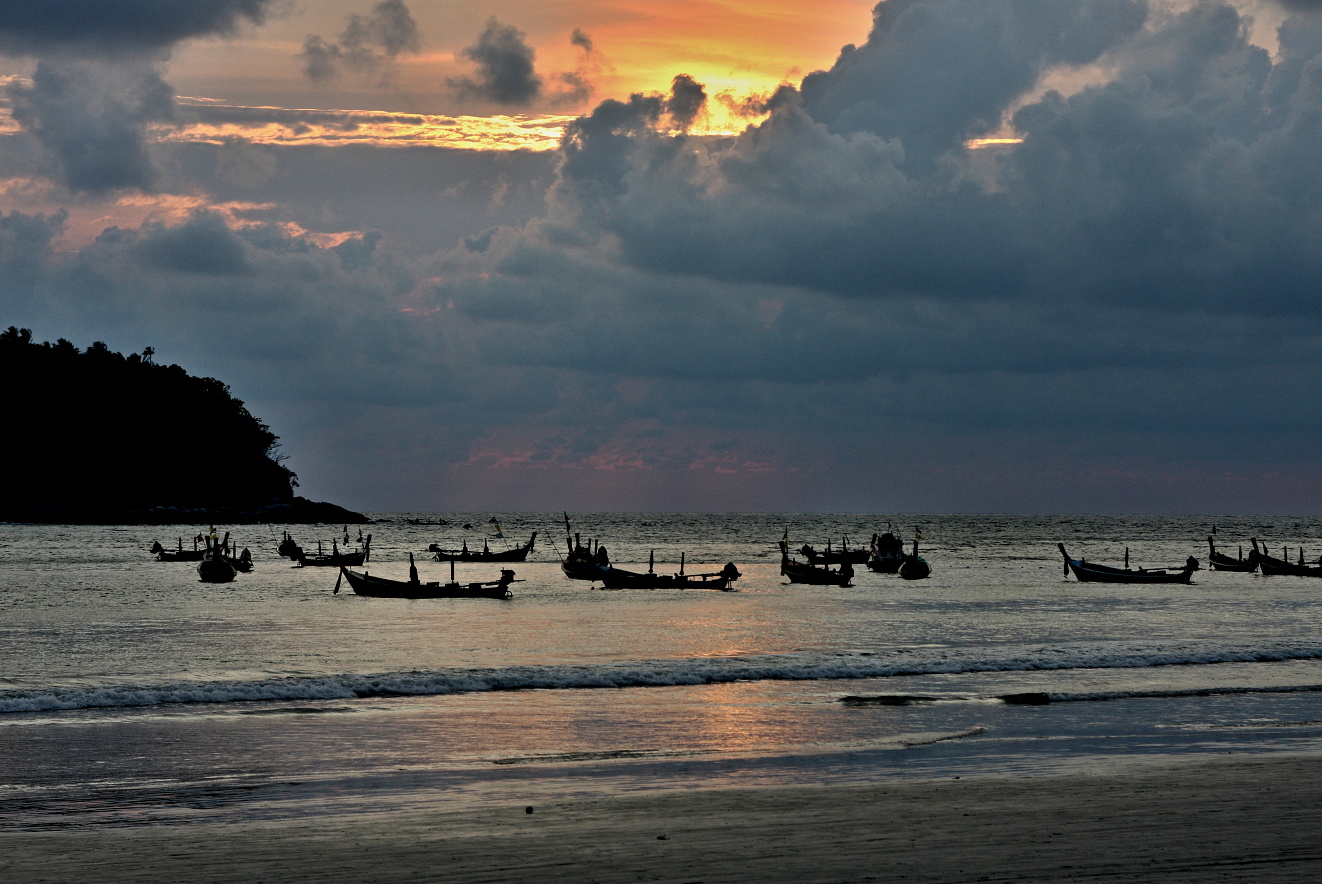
[0,327,365,523]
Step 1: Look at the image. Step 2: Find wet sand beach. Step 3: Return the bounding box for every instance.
[5,754,1321,883]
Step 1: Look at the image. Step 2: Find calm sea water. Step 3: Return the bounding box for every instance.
[3,513,1322,827]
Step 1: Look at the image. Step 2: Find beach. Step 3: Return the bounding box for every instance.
[5,754,1321,882]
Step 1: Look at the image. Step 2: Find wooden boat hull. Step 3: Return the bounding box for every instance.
[1250,539,1322,577]
[782,564,853,586]
[899,556,931,580]
[780,544,852,586]
[1209,554,1256,572]
[197,557,236,583]
[1257,558,1322,577]
[1207,537,1256,572]
[563,560,610,581]
[1058,544,1194,584]
[601,564,740,591]
[158,550,205,562]
[339,567,514,599]
[430,532,537,563]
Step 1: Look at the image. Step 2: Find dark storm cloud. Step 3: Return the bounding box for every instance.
[298,0,421,83]
[8,60,177,192]
[799,0,1148,167]
[134,212,254,275]
[505,0,1322,324]
[558,93,663,193]
[665,74,706,131]
[449,18,542,106]
[0,0,276,57]
[404,0,1322,506]
[16,0,1322,511]
[0,0,280,193]
[0,209,65,295]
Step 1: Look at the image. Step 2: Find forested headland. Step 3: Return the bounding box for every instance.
[0,327,366,524]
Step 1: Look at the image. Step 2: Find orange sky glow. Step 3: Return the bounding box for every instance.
[161,0,880,142]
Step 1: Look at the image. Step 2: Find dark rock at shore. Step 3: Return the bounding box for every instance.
[1,496,371,526]
[1,328,366,525]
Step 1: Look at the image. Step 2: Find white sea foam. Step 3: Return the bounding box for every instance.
[5,641,1322,715]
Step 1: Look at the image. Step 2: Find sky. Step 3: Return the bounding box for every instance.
[2,0,1322,515]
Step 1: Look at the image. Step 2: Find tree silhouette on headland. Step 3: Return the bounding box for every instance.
[0,327,337,522]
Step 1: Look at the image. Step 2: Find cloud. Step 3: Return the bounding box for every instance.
[570,28,594,54]
[0,0,280,194]
[133,211,254,275]
[449,17,542,106]
[298,0,422,84]
[799,0,1150,168]
[14,0,1322,511]
[665,74,707,131]
[8,59,178,192]
[0,0,277,58]
[398,0,1322,508]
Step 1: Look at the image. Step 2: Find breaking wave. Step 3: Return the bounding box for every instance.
[5,640,1322,714]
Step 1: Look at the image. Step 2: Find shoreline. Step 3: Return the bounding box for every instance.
[5,754,1322,882]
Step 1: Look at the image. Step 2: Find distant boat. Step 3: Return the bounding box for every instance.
[798,536,870,566]
[560,515,612,580]
[780,540,853,586]
[1207,536,1256,572]
[866,530,905,574]
[1251,539,1322,577]
[336,553,515,599]
[227,546,254,573]
[600,551,741,591]
[197,532,237,583]
[1058,543,1196,584]
[898,538,931,580]
[151,536,205,562]
[428,531,537,562]
[288,534,371,567]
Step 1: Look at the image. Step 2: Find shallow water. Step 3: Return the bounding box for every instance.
[4,513,1322,827]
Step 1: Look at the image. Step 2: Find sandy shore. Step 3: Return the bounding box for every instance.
[5,754,1322,883]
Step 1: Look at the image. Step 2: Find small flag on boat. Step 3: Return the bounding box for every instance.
[489,518,504,538]
[914,527,924,540]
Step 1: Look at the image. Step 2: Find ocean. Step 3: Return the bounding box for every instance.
[4,512,1322,828]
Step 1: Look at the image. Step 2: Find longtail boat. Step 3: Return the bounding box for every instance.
[898,538,932,580]
[336,553,516,599]
[1207,536,1256,572]
[197,532,237,583]
[295,534,371,567]
[151,536,205,562]
[1251,539,1322,577]
[560,515,612,580]
[798,536,870,566]
[428,531,537,562]
[1058,544,1196,584]
[866,530,905,573]
[600,551,741,590]
[780,540,853,586]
